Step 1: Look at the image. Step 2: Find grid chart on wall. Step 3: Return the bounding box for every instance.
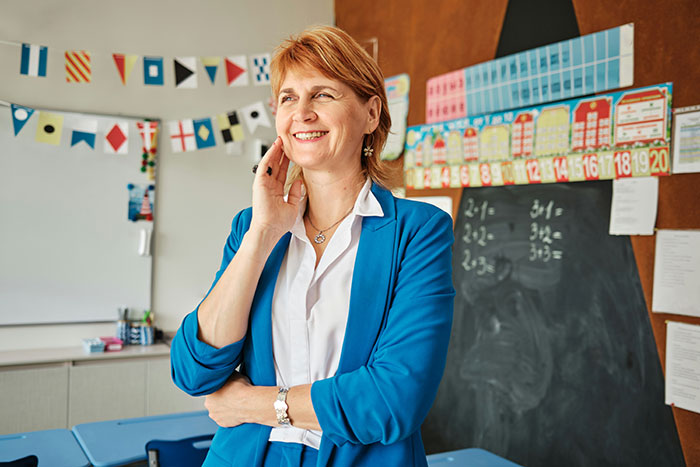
[426,23,634,124]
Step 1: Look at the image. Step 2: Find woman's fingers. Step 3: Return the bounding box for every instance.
[255,137,282,180]
[277,151,290,184]
[287,179,303,207]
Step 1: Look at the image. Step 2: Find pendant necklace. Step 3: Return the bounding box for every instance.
[306,207,353,244]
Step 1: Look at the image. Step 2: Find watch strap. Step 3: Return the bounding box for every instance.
[274,387,290,426]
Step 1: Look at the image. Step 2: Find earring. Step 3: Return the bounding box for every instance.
[363,133,374,157]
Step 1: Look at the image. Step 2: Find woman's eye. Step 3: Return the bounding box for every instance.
[280,96,294,103]
[316,93,333,99]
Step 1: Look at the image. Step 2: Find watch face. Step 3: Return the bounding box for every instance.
[274,400,288,411]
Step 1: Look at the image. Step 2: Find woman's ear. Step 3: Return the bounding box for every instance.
[366,95,381,133]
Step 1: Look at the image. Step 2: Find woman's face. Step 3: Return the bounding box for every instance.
[275,66,379,176]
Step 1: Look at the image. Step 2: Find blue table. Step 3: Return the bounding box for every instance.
[72,410,218,467]
[427,448,523,466]
[0,429,90,467]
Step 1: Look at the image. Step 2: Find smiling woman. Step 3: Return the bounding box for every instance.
[170,25,455,467]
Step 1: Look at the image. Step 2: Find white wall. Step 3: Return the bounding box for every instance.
[0,0,334,350]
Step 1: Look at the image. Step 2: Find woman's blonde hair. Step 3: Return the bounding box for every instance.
[271,25,394,189]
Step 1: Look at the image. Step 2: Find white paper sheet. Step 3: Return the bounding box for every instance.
[381,74,410,161]
[666,321,700,413]
[609,177,658,235]
[672,106,700,174]
[652,230,700,316]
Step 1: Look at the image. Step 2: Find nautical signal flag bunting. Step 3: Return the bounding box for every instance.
[169,119,196,153]
[20,43,47,77]
[104,122,128,154]
[143,56,164,86]
[65,50,91,83]
[201,57,220,84]
[193,118,216,148]
[35,111,64,145]
[251,54,271,86]
[113,53,137,85]
[71,119,98,148]
[218,111,245,144]
[241,101,271,134]
[10,104,35,136]
[225,55,248,86]
[174,57,197,88]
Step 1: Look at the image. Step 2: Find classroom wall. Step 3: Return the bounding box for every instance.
[0,0,334,349]
[336,0,700,464]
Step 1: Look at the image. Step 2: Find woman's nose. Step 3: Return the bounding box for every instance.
[293,99,316,122]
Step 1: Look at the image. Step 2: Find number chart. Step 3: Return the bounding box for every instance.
[425,23,634,123]
[405,83,672,190]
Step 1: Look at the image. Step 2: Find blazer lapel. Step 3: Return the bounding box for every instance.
[249,232,291,386]
[337,184,397,373]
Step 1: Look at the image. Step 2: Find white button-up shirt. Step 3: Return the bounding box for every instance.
[268,179,383,449]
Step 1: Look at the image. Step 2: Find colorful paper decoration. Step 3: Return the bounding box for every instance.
[168,119,196,153]
[127,184,155,222]
[143,56,164,86]
[225,55,248,86]
[104,122,129,154]
[137,121,158,180]
[217,111,244,144]
[201,56,220,84]
[35,112,63,145]
[193,118,216,149]
[426,23,635,123]
[65,50,91,83]
[174,56,197,88]
[250,53,271,85]
[113,53,138,85]
[71,119,98,148]
[20,43,47,77]
[10,104,34,136]
[404,83,672,190]
[382,73,410,161]
[241,101,271,134]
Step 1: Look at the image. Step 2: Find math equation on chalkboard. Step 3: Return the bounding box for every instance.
[459,193,569,287]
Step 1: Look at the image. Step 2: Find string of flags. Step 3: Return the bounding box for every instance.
[13,40,271,87]
[9,97,272,163]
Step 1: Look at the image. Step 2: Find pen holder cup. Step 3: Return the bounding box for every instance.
[141,325,154,346]
[116,320,130,345]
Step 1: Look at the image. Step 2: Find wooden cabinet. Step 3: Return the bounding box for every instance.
[146,357,204,416]
[0,364,69,434]
[0,345,204,434]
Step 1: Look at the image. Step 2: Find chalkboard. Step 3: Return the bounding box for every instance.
[0,103,155,325]
[422,181,685,467]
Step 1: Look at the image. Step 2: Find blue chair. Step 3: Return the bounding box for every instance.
[145,434,214,467]
[0,456,38,467]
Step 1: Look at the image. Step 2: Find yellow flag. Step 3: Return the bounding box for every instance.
[35,111,64,145]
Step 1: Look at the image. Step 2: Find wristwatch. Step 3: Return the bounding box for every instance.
[274,387,291,426]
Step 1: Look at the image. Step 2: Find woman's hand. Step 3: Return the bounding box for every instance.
[250,136,303,240]
[204,372,255,428]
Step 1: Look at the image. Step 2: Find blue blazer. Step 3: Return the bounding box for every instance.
[171,183,455,466]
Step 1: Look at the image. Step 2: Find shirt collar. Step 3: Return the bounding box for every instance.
[289,178,384,241]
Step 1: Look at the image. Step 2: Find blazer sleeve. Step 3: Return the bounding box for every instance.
[310,208,455,446]
[170,209,251,397]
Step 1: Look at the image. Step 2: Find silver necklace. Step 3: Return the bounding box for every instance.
[306,207,353,244]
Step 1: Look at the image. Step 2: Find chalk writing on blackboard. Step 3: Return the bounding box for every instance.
[422,182,685,467]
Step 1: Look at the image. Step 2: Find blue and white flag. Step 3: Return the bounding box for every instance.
[71,119,98,149]
[143,56,164,86]
[193,118,216,149]
[10,104,35,135]
[20,43,48,77]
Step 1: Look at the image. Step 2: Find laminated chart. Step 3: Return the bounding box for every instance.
[404,83,672,190]
[426,23,634,123]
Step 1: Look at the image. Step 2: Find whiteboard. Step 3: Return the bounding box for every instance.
[0,102,155,325]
